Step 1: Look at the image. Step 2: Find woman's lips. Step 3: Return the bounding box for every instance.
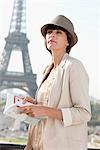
[48,40,56,43]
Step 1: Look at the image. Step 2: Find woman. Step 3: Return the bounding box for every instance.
[19,15,91,150]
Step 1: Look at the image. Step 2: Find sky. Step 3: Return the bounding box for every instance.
[0,0,99,99]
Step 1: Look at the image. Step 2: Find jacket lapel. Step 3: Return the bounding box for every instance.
[48,53,69,107]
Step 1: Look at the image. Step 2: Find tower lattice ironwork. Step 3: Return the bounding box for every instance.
[0,0,37,98]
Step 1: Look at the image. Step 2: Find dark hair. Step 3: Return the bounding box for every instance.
[44,24,72,54]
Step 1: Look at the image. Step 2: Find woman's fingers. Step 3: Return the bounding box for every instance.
[21,96,37,104]
[17,104,45,118]
[26,97,37,104]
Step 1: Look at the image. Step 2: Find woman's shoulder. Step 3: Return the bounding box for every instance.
[43,63,53,75]
[67,55,84,67]
[43,65,50,74]
[64,55,88,73]
[66,55,88,76]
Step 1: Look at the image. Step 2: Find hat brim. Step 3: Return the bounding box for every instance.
[41,23,78,47]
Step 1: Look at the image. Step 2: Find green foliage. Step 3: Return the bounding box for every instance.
[88,100,100,126]
[0,137,27,144]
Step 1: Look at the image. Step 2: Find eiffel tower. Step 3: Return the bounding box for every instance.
[0,0,37,98]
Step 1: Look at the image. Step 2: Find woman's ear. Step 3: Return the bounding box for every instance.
[66,42,69,46]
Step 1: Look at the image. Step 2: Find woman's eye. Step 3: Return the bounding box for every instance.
[56,30,62,34]
[47,30,52,34]
[46,30,62,35]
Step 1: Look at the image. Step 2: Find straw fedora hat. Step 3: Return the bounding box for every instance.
[41,15,78,47]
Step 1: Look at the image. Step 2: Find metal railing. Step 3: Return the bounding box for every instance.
[0,144,99,150]
[0,143,25,150]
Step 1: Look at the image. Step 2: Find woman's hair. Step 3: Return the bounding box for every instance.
[44,24,72,54]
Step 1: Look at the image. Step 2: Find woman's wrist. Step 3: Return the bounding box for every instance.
[43,106,63,121]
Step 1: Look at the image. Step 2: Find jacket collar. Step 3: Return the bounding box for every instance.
[40,53,69,85]
[58,53,69,68]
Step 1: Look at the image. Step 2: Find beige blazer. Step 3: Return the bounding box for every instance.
[42,53,91,150]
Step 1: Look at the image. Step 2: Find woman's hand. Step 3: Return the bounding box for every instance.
[18,104,46,118]
[18,104,63,121]
[21,96,37,104]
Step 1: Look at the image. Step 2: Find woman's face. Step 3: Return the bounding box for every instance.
[45,29,69,53]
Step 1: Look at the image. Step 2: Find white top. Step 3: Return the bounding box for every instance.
[37,67,72,126]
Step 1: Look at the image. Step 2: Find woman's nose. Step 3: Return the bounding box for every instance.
[50,32,55,37]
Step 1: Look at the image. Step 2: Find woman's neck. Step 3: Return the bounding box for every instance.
[52,52,66,68]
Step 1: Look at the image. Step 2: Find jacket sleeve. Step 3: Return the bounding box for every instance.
[61,60,91,127]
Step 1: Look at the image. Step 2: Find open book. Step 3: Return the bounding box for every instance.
[3,94,47,125]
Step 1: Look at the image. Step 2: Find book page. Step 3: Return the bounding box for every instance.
[3,94,47,125]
